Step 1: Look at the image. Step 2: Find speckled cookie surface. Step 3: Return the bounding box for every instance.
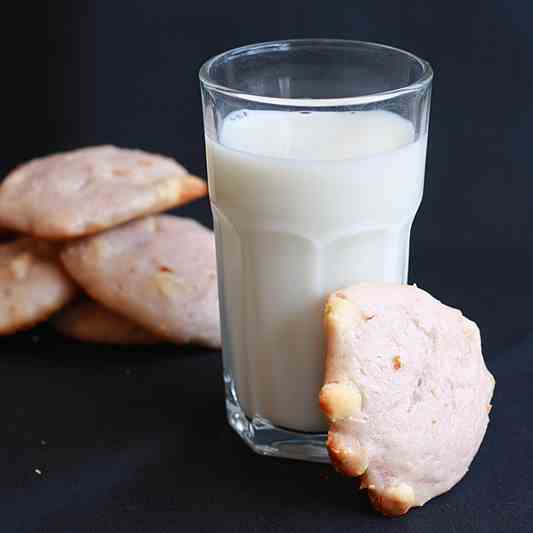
[0,239,77,334]
[52,299,162,345]
[320,282,495,516]
[61,215,220,348]
[0,146,207,239]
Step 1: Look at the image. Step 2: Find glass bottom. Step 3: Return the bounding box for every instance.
[225,374,329,463]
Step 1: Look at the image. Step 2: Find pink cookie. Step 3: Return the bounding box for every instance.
[52,299,162,345]
[0,239,77,334]
[0,146,207,239]
[61,215,220,348]
[320,282,495,516]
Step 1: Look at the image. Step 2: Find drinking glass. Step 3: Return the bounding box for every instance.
[200,39,432,462]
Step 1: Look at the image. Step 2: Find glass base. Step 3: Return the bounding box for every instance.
[225,375,329,463]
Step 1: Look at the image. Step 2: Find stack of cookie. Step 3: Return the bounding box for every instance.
[0,146,220,348]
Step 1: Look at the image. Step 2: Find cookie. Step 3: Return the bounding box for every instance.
[0,146,207,239]
[52,299,161,345]
[0,239,77,334]
[61,215,220,348]
[319,282,495,516]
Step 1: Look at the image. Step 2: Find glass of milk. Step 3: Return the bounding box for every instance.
[200,40,432,462]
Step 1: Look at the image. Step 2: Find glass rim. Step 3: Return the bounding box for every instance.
[199,39,433,107]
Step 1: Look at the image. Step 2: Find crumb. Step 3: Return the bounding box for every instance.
[159,265,174,273]
[393,355,402,370]
[34,468,42,476]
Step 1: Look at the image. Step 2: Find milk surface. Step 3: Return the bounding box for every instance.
[206,110,427,432]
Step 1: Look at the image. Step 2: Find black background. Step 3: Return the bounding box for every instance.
[2,1,533,532]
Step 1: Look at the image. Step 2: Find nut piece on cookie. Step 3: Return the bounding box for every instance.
[52,299,162,345]
[0,146,208,239]
[367,483,416,517]
[61,215,220,348]
[0,239,77,334]
[328,429,368,477]
[320,282,495,516]
[319,382,362,422]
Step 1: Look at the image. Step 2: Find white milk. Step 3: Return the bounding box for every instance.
[206,110,427,432]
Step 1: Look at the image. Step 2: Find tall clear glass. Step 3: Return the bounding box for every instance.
[200,40,432,462]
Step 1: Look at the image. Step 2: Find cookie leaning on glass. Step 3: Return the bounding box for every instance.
[0,145,207,239]
[320,282,495,516]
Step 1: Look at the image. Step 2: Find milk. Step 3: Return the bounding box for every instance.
[206,110,427,432]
